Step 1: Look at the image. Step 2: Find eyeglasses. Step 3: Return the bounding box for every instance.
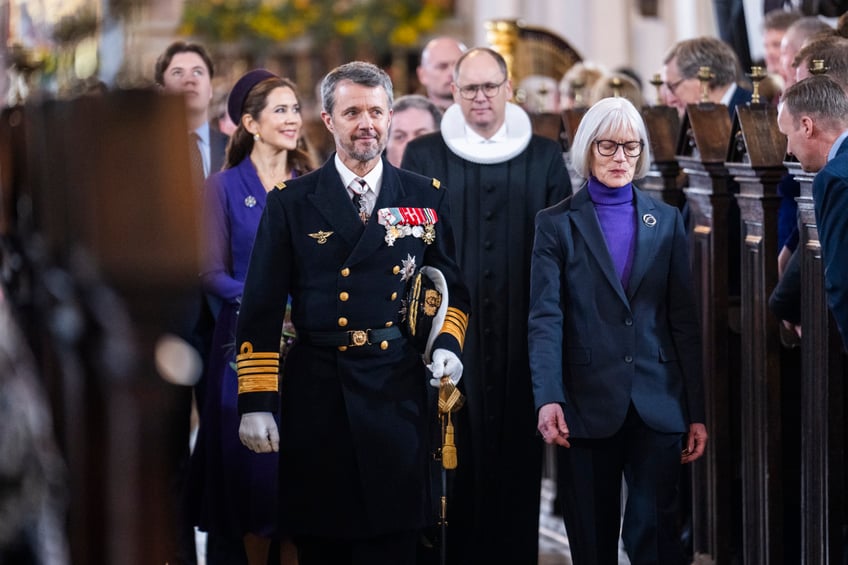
[595,139,644,158]
[456,78,507,100]
[665,77,687,95]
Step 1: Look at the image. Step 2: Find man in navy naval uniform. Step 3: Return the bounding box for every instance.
[234,61,471,565]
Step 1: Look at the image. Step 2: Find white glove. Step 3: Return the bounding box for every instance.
[239,412,279,453]
[427,348,463,388]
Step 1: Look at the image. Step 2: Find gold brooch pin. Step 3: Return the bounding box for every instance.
[308,230,334,244]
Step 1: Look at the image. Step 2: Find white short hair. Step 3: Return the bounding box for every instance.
[569,97,652,182]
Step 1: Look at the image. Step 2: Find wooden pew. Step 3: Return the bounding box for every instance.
[726,102,788,564]
[641,105,686,208]
[677,101,739,565]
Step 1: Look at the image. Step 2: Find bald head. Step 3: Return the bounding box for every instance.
[417,36,466,110]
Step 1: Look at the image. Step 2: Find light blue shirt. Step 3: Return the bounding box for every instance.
[193,122,212,178]
[827,130,848,163]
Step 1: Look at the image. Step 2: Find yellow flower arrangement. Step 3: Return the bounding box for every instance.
[181,0,448,59]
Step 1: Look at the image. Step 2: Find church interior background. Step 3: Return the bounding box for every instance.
[2,0,728,110]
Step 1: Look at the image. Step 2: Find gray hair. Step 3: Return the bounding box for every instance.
[569,97,652,182]
[663,36,740,88]
[781,74,848,130]
[392,94,443,127]
[794,35,848,88]
[453,47,509,83]
[321,61,394,116]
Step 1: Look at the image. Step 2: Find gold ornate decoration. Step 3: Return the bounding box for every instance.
[747,66,766,104]
[697,66,714,103]
[650,73,664,106]
[809,59,829,76]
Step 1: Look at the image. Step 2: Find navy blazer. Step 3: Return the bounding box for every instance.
[813,136,848,350]
[528,186,705,438]
[727,84,753,118]
[209,127,229,175]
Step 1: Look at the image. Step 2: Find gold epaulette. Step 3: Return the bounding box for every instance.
[236,342,280,394]
[275,181,286,190]
[432,178,441,190]
[440,307,469,350]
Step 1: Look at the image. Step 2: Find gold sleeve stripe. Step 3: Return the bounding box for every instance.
[441,307,469,350]
[238,374,279,395]
[237,366,279,376]
[237,358,280,369]
[236,352,279,362]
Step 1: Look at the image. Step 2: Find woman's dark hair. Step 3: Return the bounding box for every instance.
[225,77,317,174]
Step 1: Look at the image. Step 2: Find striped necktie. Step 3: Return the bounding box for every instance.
[351,178,369,224]
[188,132,205,185]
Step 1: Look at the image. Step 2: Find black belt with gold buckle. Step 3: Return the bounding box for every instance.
[299,326,402,347]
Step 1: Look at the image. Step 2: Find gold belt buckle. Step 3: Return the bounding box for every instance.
[349,329,369,347]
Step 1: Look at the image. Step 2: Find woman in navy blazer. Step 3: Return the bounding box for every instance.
[529,97,708,565]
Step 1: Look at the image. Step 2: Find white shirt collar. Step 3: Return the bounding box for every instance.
[440,102,533,164]
[334,154,383,195]
[464,121,508,144]
[720,83,738,107]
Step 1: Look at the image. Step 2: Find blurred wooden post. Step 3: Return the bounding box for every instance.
[726,102,787,565]
[562,107,587,187]
[529,113,567,152]
[677,101,737,565]
[16,90,202,565]
[790,161,847,565]
[641,105,685,208]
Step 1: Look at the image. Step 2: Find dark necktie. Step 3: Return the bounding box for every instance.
[188,132,205,186]
[351,178,368,224]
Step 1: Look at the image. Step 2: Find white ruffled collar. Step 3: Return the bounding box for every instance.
[440,102,532,165]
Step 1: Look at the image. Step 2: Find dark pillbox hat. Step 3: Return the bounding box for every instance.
[227,68,277,124]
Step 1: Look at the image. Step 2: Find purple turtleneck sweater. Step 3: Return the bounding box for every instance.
[587,177,636,290]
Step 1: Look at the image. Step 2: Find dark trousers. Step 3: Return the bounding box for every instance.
[556,404,686,565]
[296,531,417,565]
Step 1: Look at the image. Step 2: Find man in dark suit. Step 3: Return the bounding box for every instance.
[778,74,848,349]
[661,36,753,119]
[155,41,229,178]
[235,61,471,565]
[402,46,571,564]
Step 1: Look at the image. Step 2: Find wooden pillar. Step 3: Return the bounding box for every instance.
[791,161,847,565]
[677,102,737,565]
[17,90,202,565]
[641,105,686,208]
[726,103,787,565]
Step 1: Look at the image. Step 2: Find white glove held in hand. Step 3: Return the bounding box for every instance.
[239,412,279,453]
[427,348,463,388]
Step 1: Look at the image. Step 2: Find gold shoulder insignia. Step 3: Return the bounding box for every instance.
[432,178,441,189]
[308,230,334,244]
[275,181,287,190]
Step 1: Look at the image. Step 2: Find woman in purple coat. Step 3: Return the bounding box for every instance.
[190,69,316,565]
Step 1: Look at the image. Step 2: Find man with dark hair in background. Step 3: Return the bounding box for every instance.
[386,94,442,167]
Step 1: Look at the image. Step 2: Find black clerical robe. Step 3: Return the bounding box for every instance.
[402,132,571,563]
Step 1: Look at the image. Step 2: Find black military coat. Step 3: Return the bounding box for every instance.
[235,156,470,539]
